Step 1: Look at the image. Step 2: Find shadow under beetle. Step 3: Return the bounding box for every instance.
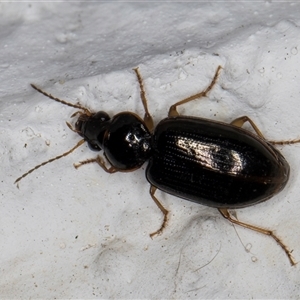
[15,65,300,266]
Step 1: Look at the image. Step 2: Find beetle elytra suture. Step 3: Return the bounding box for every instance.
[15,66,299,265]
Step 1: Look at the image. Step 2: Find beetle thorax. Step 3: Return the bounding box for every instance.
[102,112,152,170]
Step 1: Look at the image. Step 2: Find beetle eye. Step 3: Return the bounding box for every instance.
[94,111,110,122]
[88,142,101,151]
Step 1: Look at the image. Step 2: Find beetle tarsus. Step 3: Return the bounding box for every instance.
[218,208,296,266]
[149,185,169,238]
[269,139,300,145]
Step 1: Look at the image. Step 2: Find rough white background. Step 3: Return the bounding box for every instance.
[1,2,300,299]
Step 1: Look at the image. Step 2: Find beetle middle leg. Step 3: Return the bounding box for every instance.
[168,65,222,117]
[231,116,300,145]
[230,116,265,138]
[218,208,296,265]
[149,185,169,238]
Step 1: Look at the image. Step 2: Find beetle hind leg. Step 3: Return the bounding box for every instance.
[149,185,169,238]
[218,208,296,266]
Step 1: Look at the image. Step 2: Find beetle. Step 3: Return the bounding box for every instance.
[15,65,299,265]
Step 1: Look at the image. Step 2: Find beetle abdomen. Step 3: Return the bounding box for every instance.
[146,117,290,208]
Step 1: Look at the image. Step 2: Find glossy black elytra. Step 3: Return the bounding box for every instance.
[15,66,300,265]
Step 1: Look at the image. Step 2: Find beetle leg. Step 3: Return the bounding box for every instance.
[230,116,265,139]
[133,67,154,132]
[268,138,300,146]
[218,208,296,266]
[231,116,300,145]
[74,155,118,173]
[149,185,169,238]
[168,65,222,117]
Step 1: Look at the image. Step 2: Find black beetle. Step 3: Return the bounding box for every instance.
[15,66,299,265]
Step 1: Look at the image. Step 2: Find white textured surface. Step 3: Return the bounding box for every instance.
[1,2,300,298]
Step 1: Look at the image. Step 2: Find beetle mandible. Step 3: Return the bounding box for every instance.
[15,65,299,266]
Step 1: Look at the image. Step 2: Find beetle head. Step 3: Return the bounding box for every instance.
[75,111,111,151]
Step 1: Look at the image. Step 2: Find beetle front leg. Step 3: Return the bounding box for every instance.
[218,208,296,266]
[74,155,118,173]
[149,185,169,238]
[168,65,222,117]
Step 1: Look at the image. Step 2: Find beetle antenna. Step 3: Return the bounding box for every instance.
[31,84,91,116]
[14,139,86,187]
